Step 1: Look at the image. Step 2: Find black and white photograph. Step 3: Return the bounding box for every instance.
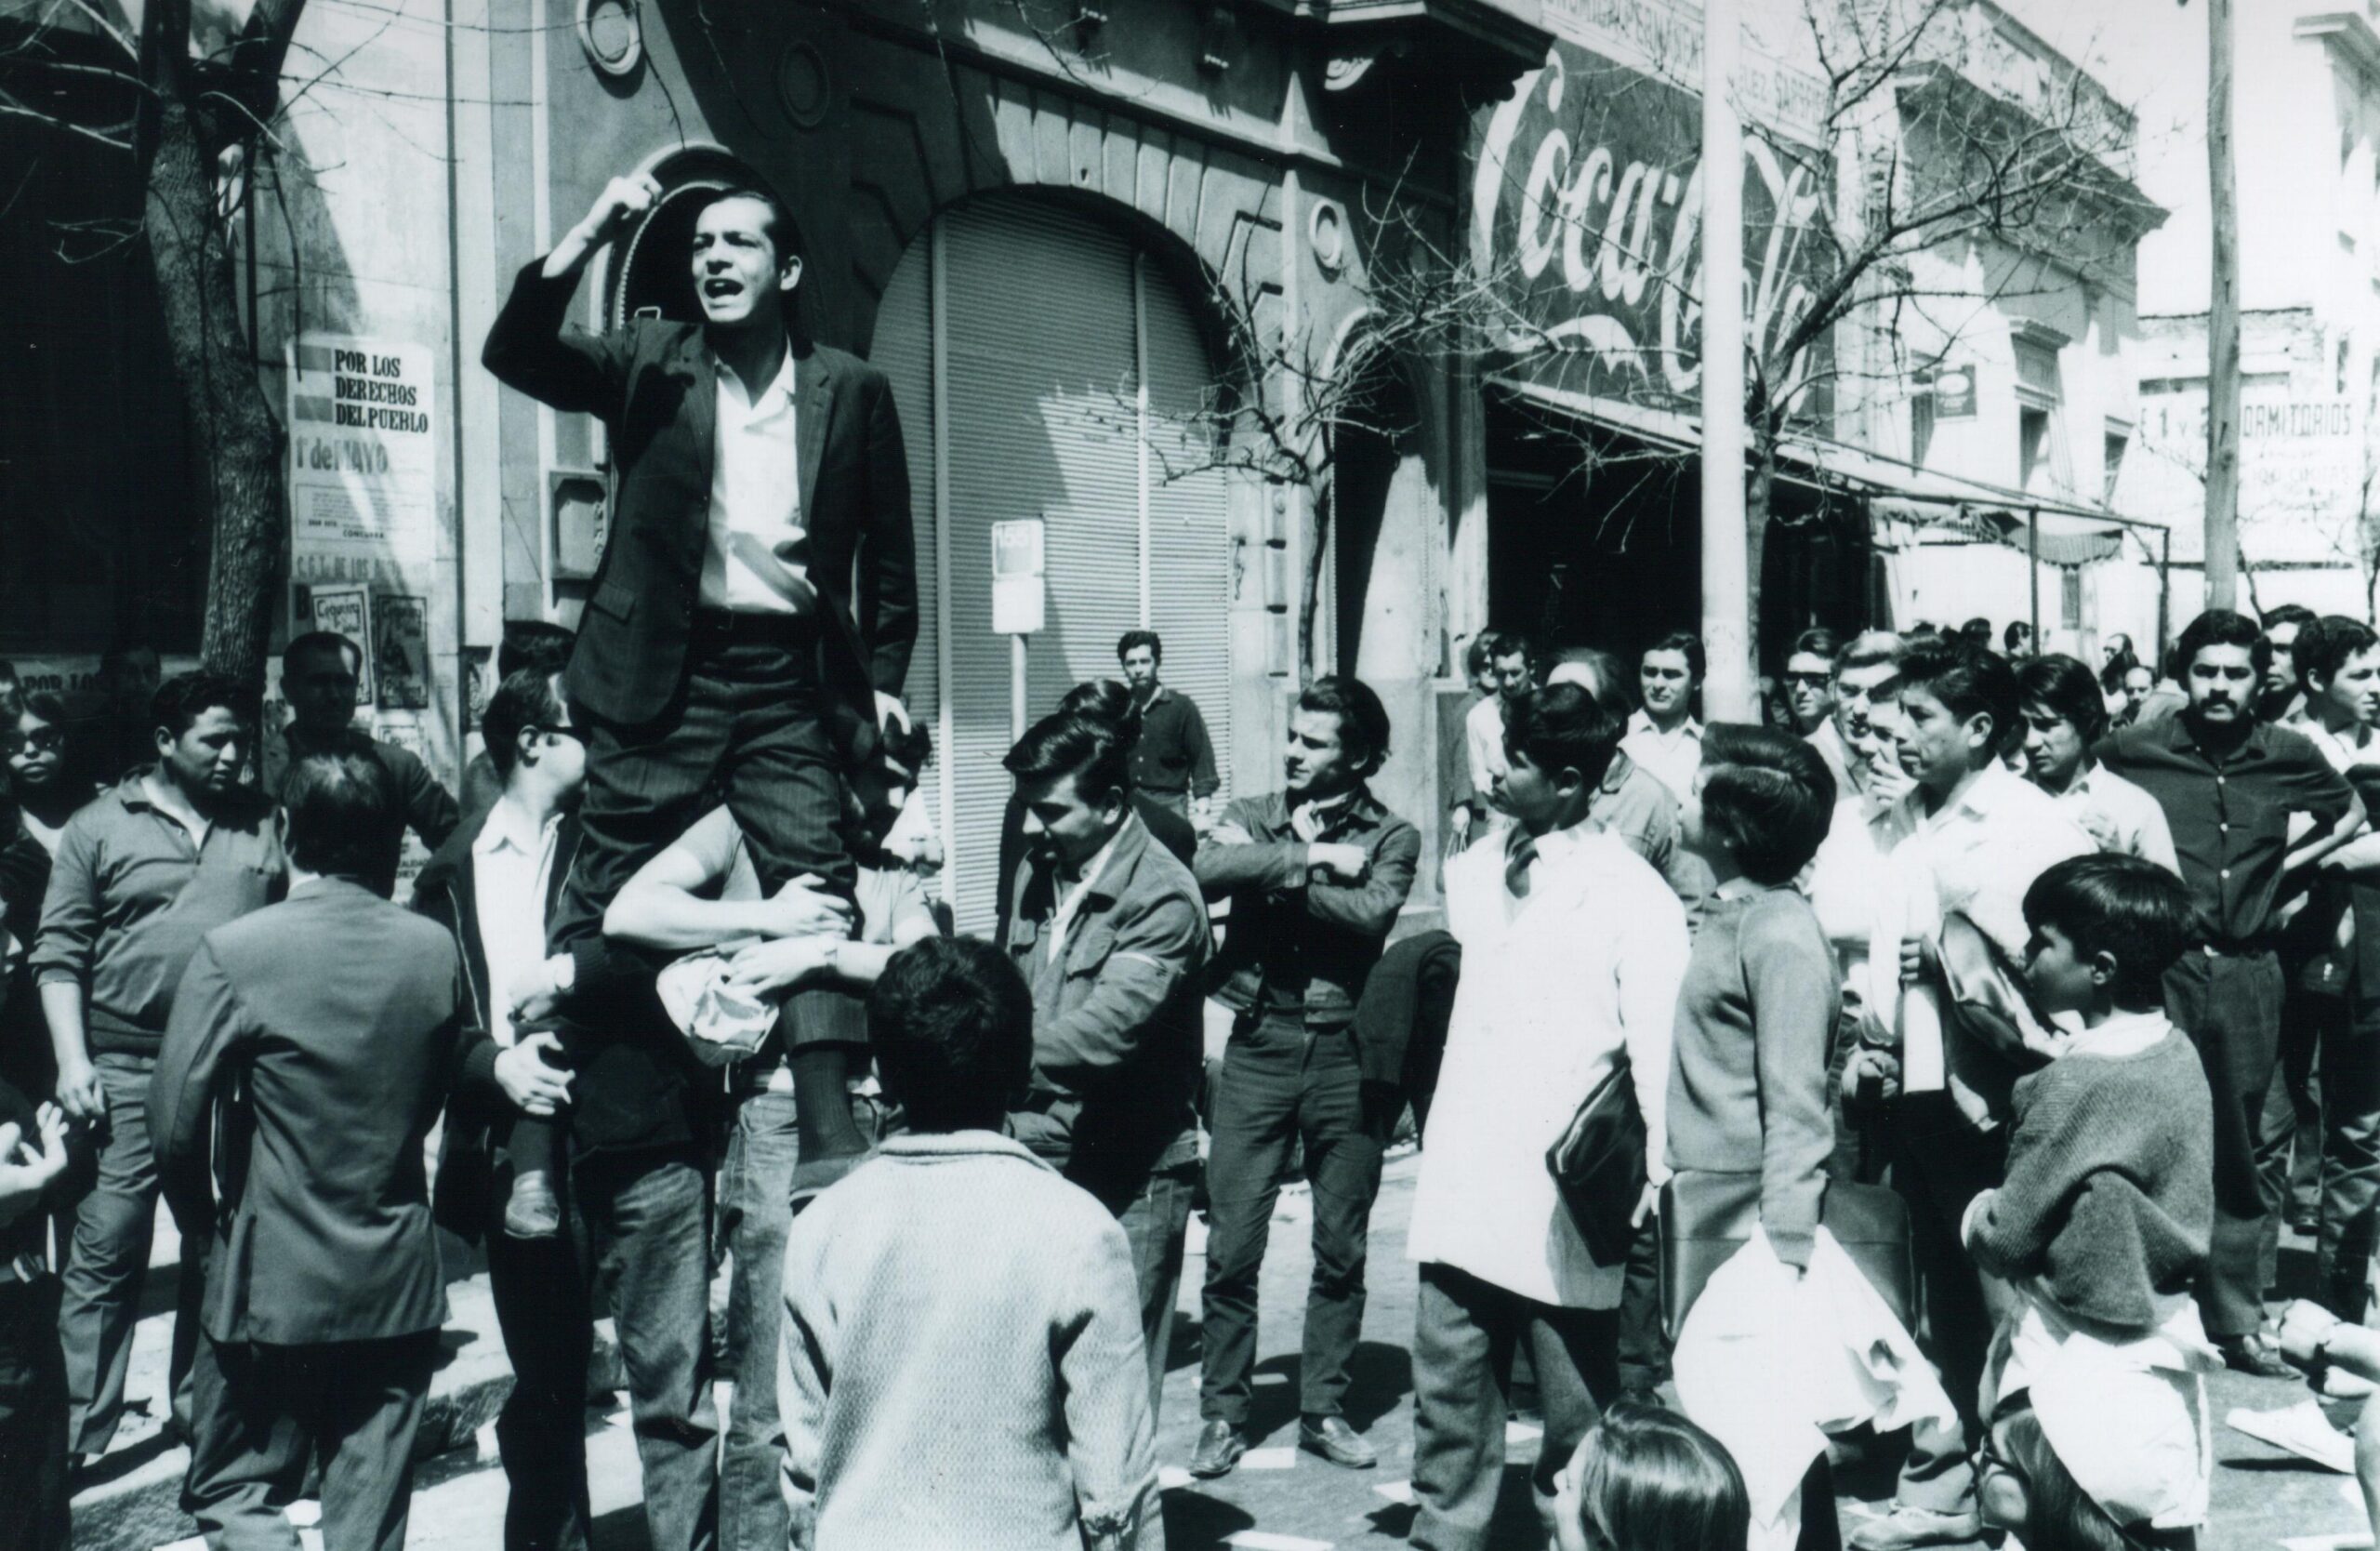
[6,0,2380,1548]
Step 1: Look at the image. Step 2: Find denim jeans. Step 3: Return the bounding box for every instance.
[1117,1157,1197,1421]
[1198,1014,1383,1427]
[60,1050,203,1455]
[484,1148,718,1551]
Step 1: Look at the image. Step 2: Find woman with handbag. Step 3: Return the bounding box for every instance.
[1661,725,1953,1551]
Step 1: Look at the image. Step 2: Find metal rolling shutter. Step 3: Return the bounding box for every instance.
[869,237,939,820]
[1139,253,1234,805]
[873,196,1235,936]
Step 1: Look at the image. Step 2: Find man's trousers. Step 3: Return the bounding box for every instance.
[1887,1092,2016,1517]
[1408,1263,1618,1551]
[0,1277,68,1551]
[60,1050,202,1454]
[1198,1013,1385,1428]
[2315,988,2380,1319]
[483,1147,719,1551]
[2167,947,2288,1338]
[182,1330,436,1551]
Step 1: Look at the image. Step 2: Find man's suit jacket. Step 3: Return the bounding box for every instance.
[150,878,465,1346]
[411,808,703,1230]
[482,261,919,797]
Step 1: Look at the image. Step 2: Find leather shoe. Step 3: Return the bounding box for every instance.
[1844,1504,1981,1551]
[502,1170,562,1239]
[1299,1414,1377,1469]
[2216,1332,2299,1380]
[1188,1419,1248,1478]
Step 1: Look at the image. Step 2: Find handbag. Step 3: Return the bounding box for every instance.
[1543,1059,1645,1267]
[1659,1171,1913,1341]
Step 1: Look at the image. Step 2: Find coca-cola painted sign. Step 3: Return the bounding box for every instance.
[1471,42,1831,417]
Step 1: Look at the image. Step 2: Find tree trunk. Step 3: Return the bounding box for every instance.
[1744,435,1775,694]
[144,86,282,689]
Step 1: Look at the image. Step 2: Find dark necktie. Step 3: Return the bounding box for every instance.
[1504,833,1539,899]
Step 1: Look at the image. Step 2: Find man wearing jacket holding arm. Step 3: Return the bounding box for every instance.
[1001,712,1210,1427]
[482,169,917,1212]
[1186,677,1418,1478]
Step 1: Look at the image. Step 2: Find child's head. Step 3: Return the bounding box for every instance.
[1982,1397,2201,1550]
[1682,723,1837,884]
[1553,1398,1749,1551]
[2020,854,2194,1017]
[866,937,1034,1133]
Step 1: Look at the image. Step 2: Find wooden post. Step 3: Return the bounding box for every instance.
[1699,0,1754,719]
[2205,0,2241,611]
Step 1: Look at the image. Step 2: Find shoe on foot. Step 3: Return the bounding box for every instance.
[1843,1503,1982,1551]
[502,1170,561,1239]
[2215,1332,2298,1380]
[1188,1419,1248,1478]
[2227,1399,2355,1473]
[1299,1414,1377,1469]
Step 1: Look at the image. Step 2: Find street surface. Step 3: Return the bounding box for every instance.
[324,1154,2373,1551]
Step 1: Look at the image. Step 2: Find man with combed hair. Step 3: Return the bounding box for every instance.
[1002,711,1210,1425]
[1407,682,1689,1551]
[1188,677,1419,1478]
[154,749,464,1551]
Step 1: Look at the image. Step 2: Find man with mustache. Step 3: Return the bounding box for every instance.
[2100,609,2364,1375]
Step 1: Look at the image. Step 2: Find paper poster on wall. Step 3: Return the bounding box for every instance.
[305,585,375,708]
[286,336,437,563]
[374,594,431,710]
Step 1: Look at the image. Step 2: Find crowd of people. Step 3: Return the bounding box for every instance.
[6,163,2380,1551]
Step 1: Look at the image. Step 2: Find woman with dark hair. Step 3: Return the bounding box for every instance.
[1554,1398,1751,1551]
[2016,656,2177,871]
[9,692,98,858]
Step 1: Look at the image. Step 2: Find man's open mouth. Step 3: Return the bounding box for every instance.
[703,278,742,299]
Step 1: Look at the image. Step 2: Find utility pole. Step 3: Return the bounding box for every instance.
[2205,0,2241,610]
[1699,0,1754,719]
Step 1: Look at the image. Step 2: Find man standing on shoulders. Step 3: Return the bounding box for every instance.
[153,750,463,1551]
[266,631,460,884]
[1002,712,1210,1421]
[35,672,284,1463]
[483,170,917,1199]
[1621,631,1706,802]
[1187,678,1419,1478]
[2100,609,2361,1376]
[1406,683,1690,1551]
[1117,631,1219,825]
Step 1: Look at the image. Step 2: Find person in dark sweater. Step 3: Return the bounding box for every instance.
[1964,854,2218,1551]
[0,1085,71,1551]
[1964,855,2215,1332]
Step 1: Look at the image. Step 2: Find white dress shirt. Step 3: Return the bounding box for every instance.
[2056,762,2180,874]
[1867,763,2095,1090]
[471,797,562,1049]
[1464,693,1509,796]
[1620,709,1705,802]
[1408,823,1690,1308]
[700,349,813,615]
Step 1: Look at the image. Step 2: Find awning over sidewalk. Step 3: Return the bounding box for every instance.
[1486,373,2162,567]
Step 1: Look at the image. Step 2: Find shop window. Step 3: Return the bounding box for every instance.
[2060,566,2082,630]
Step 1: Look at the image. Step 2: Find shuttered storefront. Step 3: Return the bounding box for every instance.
[874,195,1233,935]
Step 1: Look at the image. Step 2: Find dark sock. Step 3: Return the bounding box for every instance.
[792,1046,867,1163]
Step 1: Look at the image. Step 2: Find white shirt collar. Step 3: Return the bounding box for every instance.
[716,346,796,416]
[1627,708,1702,741]
[473,796,559,860]
[2065,1007,2173,1059]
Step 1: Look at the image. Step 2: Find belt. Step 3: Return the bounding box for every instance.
[691,608,817,646]
[0,1249,49,1285]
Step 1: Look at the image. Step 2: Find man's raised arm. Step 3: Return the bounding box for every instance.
[482,173,661,416]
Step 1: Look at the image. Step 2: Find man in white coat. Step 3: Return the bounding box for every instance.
[1406,681,1690,1551]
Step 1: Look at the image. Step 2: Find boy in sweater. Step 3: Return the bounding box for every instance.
[1963,854,2219,1549]
[775,935,1157,1551]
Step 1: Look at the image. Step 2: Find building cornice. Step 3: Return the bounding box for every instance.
[2297,11,2380,79]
